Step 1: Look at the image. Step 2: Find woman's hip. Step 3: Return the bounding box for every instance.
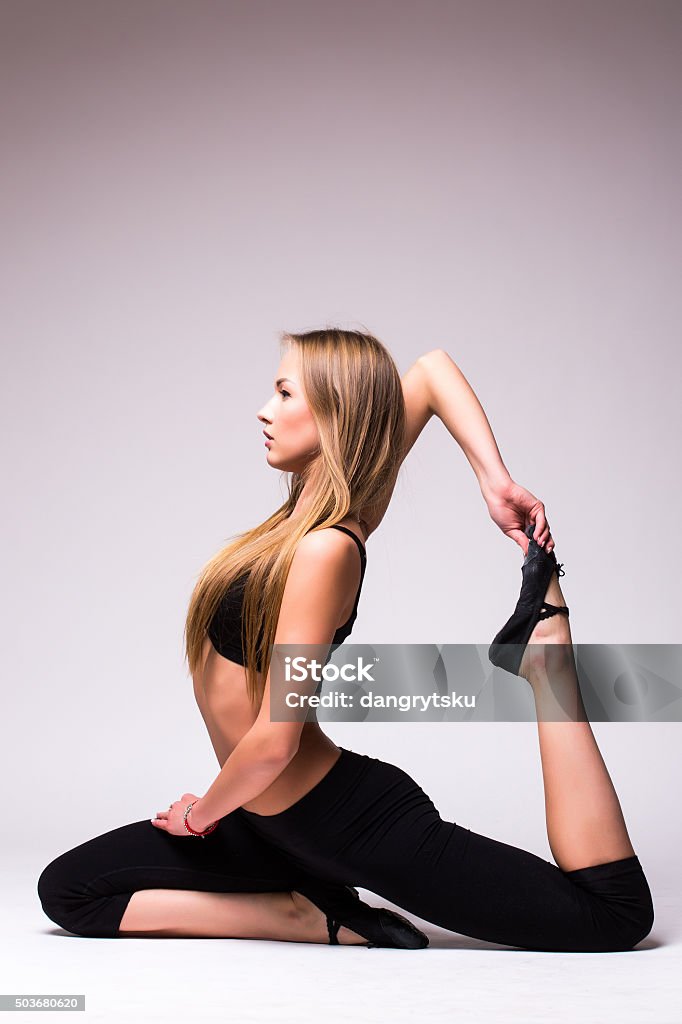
[237,747,446,878]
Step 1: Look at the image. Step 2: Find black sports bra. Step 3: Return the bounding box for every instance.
[207,524,367,669]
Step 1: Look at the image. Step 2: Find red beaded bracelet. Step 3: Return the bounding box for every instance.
[183,801,219,838]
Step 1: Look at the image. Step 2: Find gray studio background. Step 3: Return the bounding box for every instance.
[2,2,681,1021]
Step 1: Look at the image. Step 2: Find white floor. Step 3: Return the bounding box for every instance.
[9,858,682,1024]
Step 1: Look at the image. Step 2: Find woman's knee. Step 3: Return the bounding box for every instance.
[589,901,655,952]
[37,853,78,932]
[37,850,115,937]
[611,878,655,951]
[624,898,655,950]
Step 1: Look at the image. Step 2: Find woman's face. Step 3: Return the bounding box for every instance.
[256,349,320,474]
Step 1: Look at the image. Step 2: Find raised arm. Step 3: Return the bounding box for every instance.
[360,348,511,535]
[183,529,360,832]
[418,349,512,497]
[361,349,555,554]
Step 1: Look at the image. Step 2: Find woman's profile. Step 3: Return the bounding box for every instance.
[38,328,654,952]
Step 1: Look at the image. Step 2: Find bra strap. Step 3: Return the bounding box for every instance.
[329,523,366,561]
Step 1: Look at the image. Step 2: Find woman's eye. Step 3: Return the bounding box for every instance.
[279,389,291,399]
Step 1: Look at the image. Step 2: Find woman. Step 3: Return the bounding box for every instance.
[38,329,654,951]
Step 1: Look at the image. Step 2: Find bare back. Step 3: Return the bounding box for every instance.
[193,517,367,815]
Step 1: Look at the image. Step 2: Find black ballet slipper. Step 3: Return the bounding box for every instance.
[297,880,429,949]
[488,521,570,678]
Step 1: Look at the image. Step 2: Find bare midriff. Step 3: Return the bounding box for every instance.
[194,633,342,816]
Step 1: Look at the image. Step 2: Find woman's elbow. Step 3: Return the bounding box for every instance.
[419,347,452,367]
[249,731,299,767]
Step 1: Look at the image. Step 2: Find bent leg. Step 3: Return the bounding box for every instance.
[118,889,306,939]
[238,751,654,953]
[37,812,326,938]
[356,765,655,953]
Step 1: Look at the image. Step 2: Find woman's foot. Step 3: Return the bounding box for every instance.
[517,571,587,724]
[290,891,368,945]
[518,570,572,684]
[489,522,571,678]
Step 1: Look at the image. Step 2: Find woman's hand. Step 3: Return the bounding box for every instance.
[150,792,203,838]
[481,478,555,555]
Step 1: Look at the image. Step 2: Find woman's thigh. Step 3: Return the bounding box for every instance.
[37,812,312,937]
[370,816,654,953]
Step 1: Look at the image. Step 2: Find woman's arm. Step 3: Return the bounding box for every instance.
[361,349,511,536]
[186,530,361,832]
[361,348,553,553]
[421,350,554,550]
[419,348,512,499]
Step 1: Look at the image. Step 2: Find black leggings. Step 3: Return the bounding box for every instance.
[37,747,654,952]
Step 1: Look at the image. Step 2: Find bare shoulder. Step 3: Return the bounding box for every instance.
[271,526,361,647]
[294,525,362,568]
[289,527,363,608]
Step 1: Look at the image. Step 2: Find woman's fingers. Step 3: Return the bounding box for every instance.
[541,526,555,553]
[532,509,547,544]
[531,508,555,550]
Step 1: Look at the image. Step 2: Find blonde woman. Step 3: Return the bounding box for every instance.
[38,330,654,952]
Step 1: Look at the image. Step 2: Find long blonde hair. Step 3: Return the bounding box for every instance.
[184,327,406,707]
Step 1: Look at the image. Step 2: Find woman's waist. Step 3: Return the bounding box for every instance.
[240,726,345,815]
